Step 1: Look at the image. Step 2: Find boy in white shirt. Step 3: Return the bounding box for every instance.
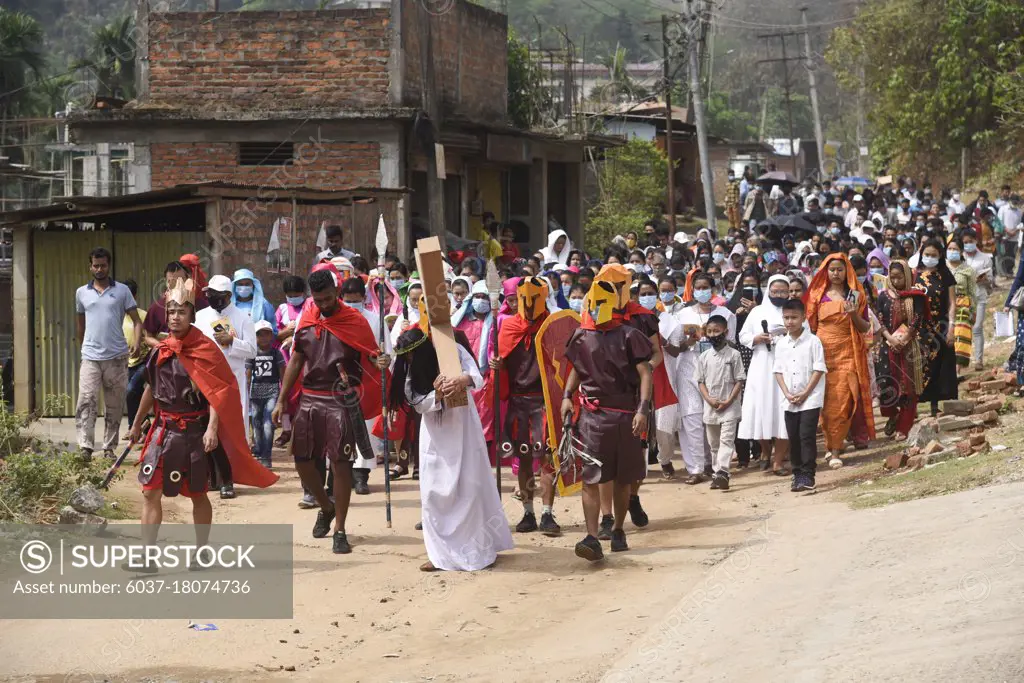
[773,299,827,492]
[694,315,746,491]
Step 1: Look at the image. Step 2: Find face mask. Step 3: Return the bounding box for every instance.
[235,285,254,299]
[408,306,421,323]
[561,284,571,298]
[830,227,841,235]
[347,300,365,312]
[707,333,726,349]
[713,252,726,264]
[660,291,675,304]
[947,250,961,263]
[391,278,406,289]
[916,221,925,228]
[472,298,491,314]
[883,246,893,256]
[869,267,885,277]
[921,255,939,269]
[676,288,686,300]
[625,239,637,249]
[693,289,713,304]
[964,243,978,254]
[769,295,789,307]
[568,298,583,313]
[210,296,229,313]
[639,295,658,310]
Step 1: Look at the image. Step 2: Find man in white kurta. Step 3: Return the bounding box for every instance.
[659,275,736,483]
[196,275,258,422]
[411,343,515,571]
[738,275,803,471]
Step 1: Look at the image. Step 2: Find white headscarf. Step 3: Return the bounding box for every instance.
[540,229,573,265]
[769,185,784,201]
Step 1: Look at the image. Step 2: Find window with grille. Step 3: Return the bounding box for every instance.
[238,142,295,166]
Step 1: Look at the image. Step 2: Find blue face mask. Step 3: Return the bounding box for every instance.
[472,298,491,314]
[639,295,658,310]
[693,289,713,304]
[883,246,893,257]
[568,298,583,313]
[346,300,365,312]
[713,252,726,263]
[391,278,406,289]
[234,285,254,299]
[561,284,572,298]
[869,267,885,276]
[947,250,961,263]
[286,295,305,307]
[677,288,686,299]
[830,227,842,235]
[660,291,675,304]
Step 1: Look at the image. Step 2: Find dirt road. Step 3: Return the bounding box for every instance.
[2,428,1022,682]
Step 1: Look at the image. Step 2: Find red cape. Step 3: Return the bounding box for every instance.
[297,298,387,418]
[497,311,548,359]
[152,327,278,489]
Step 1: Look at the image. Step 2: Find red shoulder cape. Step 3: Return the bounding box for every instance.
[154,327,278,489]
[297,298,387,418]
[497,311,548,358]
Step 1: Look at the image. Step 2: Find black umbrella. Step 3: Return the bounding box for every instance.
[756,170,799,186]
[756,213,819,242]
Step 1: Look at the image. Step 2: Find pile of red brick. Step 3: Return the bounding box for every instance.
[881,368,1016,471]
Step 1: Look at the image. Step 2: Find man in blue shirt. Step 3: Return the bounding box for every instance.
[75,247,143,460]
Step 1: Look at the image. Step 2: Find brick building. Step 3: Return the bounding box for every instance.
[69,0,604,295]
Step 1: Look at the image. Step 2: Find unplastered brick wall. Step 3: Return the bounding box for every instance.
[149,141,381,190]
[402,0,508,123]
[216,198,400,301]
[148,9,391,112]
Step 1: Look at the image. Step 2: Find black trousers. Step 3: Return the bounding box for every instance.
[735,436,761,466]
[785,408,820,476]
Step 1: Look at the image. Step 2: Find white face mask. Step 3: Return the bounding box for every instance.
[921,255,940,269]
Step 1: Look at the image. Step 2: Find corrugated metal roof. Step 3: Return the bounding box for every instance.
[0,183,410,226]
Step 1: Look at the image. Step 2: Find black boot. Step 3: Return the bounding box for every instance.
[352,468,370,495]
[628,495,649,528]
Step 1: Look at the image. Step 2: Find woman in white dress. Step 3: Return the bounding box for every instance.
[391,328,515,572]
[737,274,803,474]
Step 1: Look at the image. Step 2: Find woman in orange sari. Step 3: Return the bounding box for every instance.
[805,253,876,467]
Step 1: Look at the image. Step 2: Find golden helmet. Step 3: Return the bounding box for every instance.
[516,276,549,322]
[586,280,618,327]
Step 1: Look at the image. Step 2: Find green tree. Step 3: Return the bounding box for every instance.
[76,15,136,100]
[827,0,1024,174]
[0,8,44,160]
[507,28,549,129]
[584,138,668,254]
[706,90,757,141]
[590,44,648,108]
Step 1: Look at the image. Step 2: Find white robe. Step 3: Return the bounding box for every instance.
[736,302,805,441]
[195,304,257,424]
[411,345,515,571]
[659,304,736,418]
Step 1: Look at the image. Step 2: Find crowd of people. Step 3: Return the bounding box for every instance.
[72,175,1024,569]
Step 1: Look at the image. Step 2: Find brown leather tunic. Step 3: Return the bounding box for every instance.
[291,326,363,463]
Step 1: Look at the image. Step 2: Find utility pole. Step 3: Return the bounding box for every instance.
[757,31,806,178]
[417,2,446,249]
[857,63,867,177]
[688,1,717,235]
[800,7,825,181]
[662,14,677,232]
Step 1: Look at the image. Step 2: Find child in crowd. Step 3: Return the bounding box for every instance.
[773,300,827,492]
[694,315,746,491]
[247,320,286,468]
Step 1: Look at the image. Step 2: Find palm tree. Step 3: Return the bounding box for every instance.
[590,44,649,109]
[0,9,45,158]
[79,16,136,101]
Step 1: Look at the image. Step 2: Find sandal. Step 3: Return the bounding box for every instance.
[894,433,908,442]
[773,468,790,476]
[683,473,705,485]
[389,464,408,480]
[419,561,438,572]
